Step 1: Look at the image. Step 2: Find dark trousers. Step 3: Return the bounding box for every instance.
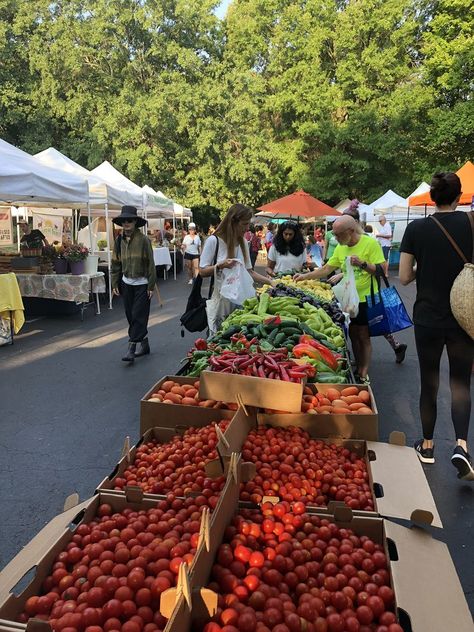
[250,250,258,269]
[414,324,474,441]
[122,283,150,343]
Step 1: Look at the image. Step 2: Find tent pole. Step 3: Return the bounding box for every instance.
[173,211,177,280]
[15,209,21,253]
[87,202,93,252]
[105,203,113,309]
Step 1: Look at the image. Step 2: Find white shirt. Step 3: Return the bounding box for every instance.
[375,223,392,247]
[122,275,148,285]
[182,234,201,255]
[200,235,251,270]
[268,244,306,273]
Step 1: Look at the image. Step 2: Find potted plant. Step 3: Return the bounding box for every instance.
[63,243,89,275]
[39,245,56,274]
[97,239,108,250]
[49,242,68,274]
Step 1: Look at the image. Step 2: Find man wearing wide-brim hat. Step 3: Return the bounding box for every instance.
[111,206,156,363]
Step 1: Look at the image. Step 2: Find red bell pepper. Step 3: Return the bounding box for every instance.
[194,338,208,350]
[298,335,339,370]
[292,343,321,360]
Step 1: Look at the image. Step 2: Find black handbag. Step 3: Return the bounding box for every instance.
[180,237,219,334]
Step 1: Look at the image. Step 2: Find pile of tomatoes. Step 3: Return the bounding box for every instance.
[147,380,235,410]
[202,502,402,632]
[112,422,228,498]
[17,499,213,632]
[240,427,374,511]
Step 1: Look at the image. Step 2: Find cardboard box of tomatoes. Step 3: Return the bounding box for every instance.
[0,490,219,632]
[213,406,442,527]
[260,382,379,442]
[160,453,473,632]
[96,415,246,499]
[140,376,236,435]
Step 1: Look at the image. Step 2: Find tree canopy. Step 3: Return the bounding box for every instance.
[1,0,472,212]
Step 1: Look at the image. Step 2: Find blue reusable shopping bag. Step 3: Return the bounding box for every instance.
[366,266,413,337]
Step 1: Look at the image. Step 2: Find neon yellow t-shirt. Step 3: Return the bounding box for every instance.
[328,235,385,302]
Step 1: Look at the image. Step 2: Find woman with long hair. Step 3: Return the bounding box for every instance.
[181,222,201,284]
[199,204,271,332]
[399,172,474,480]
[266,221,306,276]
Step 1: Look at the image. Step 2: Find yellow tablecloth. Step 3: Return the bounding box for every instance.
[0,273,25,334]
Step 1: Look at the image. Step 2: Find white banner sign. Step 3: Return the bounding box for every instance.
[0,207,13,245]
[33,214,64,243]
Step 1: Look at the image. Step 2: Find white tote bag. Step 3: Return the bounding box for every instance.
[220,260,256,305]
[332,256,359,318]
[205,267,233,336]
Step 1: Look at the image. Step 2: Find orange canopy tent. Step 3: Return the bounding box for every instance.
[409,161,474,207]
[256,189,341,218]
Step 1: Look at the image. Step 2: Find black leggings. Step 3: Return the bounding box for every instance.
[414,324,474,441]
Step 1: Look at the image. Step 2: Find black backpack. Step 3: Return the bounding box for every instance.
[180,237,219,334]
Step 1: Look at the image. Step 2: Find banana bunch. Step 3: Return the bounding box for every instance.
[277,276,334,302]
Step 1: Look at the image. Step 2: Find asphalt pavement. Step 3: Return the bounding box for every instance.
[0,269,472,614]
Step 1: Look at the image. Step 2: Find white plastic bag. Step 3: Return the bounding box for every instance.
[332,257,359,318]
[220,260,256,305]
[205,267,233,336]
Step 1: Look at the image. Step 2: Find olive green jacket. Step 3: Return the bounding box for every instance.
[111,229,156,291]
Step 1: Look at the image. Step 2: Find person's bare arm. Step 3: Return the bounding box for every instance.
[399,252,416,285]
[294,263,337,282]
[249,269,273,285]
[265,258,276,276]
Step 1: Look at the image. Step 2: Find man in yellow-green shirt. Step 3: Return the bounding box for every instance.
[294,215,385,383]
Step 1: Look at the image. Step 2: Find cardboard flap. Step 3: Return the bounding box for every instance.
[124,486,144,503]
[221,407,257,453]
[199,371,303,412]
[367,442,442,527]
[63,493,79,512]
[384,521,473,631]
[388,430,406,446]
[26,620,51,632]
[0,500,90,603]
[0,620,27,632]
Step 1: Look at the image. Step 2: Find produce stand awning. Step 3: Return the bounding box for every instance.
[91,161,149,212]
[0,139,89,207]
[256,189,341,218]
[409,161,474,207]
[34,147,134,211]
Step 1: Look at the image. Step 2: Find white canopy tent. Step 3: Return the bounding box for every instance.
[0,139,90,256]
[366,190,405,217]
[142,185,175,219]
[91,161,146,212]
[34,148,143,309]
[34,148,137,212]
[0,139,89,207]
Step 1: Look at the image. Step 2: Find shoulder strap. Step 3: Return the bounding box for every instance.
[208,236,219,299]
[468,212,474,263]
[429,214,471,264]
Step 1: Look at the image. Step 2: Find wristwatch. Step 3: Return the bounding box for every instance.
[360,261,368,270]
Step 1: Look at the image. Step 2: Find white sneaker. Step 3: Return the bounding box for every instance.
[188,279,193,284]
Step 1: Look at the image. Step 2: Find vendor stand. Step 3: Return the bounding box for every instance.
[14,271,105,320]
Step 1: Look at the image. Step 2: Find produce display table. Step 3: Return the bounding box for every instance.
[15,272,105,320]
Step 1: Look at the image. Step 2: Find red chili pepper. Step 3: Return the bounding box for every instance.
[257,365,266,379]
[280,365,291,381]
